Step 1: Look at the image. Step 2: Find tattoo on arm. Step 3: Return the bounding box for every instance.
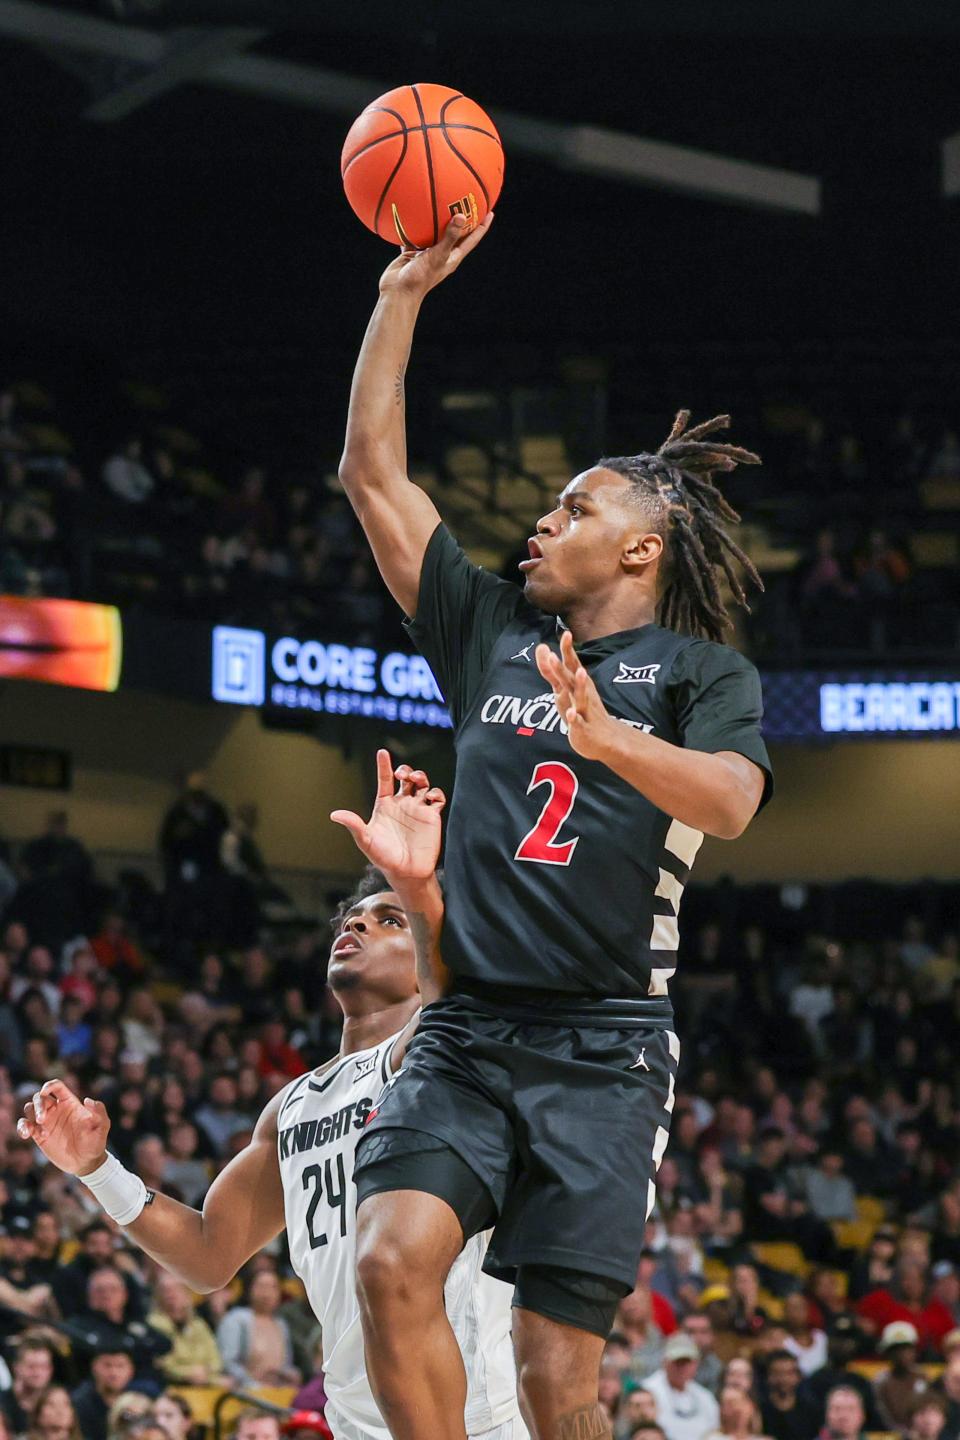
[394,363,406,407]
[554,1404,612,1440]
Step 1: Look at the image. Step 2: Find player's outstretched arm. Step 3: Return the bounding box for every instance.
[338,213,493,617]
[19,1080,285,1293]
[331,749,450,1004]
[537,633,765,839]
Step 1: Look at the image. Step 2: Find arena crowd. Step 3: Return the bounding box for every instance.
[0,794,955,1440]
[1,378,957,660]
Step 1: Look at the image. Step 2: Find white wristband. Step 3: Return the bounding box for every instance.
[79,1153,149,1227]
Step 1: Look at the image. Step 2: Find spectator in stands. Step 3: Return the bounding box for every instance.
[614,1391,658,1440]
[164,1122,209,1207]
[151,1393,194,1440]
[70,1351,136,1440]
[709,1385,760,1440]
[1,1334,57,1433]
[854,528,910,601]
[644,1334,720,1440]
[873,1321,928,1431]
[800,529,855,605]
[11,947,61,1017]
[800,1317,878,1428]
[216,1270,300,1388]
[616,1286,667,1383]
[721,1360,756,1400]
[781,1291,828,1377]
[913,1263,960,1356]
[78,1266,169,1371]
[194,1073,249,1157]
[818,986,871,1075]
[909,1396,949,1440]
[848,1227,897,1301]
[105,1392,152,1440]
[728,1264,768,1339]
[842,1117,891,1198]
[822,1386,868,1440]
[159,774,229,964]
[255,1019,305,1084]
[0,1219,56,1326]
[760,1349,817,1440]
[232,1412,282,1440]
[931,1350,960,1434]
[682,1313,723,1396]
[30,1211,63,1280]
[51,1216,115,1314]
[102,440,155,505]
[147,1275,224,1386]
[1,1134,43,1215]
[18,812,92,948]
[800,1147,857,1224]
[132,1137,168,1198]
[218,467,276,545]
[856,1257,943,1351]
[56,996,93,1064]
[92,913,145,982]
[218,803,266,947]
[28,1385,82,1440]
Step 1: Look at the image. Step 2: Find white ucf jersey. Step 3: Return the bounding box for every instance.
[277,1032,526,1440]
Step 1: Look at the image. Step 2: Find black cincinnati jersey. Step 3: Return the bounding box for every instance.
[406,524,773,1001]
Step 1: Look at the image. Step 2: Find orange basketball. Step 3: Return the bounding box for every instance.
[341,83,504,250]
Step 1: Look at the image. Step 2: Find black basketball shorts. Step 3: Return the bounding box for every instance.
[354,989,680,1294]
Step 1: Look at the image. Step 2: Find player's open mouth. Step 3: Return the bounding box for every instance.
[519,538,544,573]
[332,935,362,957]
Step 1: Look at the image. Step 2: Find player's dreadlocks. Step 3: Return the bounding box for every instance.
[599,410,763,644]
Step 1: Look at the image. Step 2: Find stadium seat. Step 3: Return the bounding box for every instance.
[832,1218,877,1250]
[751,1241,809,1278]
[171,1386,296,1428]
[856,1196,887,1226]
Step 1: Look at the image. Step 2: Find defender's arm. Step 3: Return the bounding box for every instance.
[20,1080,286,1293]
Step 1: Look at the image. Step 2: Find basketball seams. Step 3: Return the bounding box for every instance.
[341,124,502,179]
[438,94,495,208]
[373,124,409,241]
[410,84,440,247]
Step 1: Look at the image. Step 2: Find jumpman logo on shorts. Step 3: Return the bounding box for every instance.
[630,1048,651,1071]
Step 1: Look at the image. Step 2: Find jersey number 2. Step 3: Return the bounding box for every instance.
[302,1154,348,1249]
[515,761,580,866]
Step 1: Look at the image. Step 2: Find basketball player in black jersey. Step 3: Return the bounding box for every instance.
[337,214,773,1440]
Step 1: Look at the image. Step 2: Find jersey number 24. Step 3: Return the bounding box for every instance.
[515,761,580,867]
[302,1154,348,1248]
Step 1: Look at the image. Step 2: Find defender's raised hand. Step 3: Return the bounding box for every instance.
[378,212,494,300]
[18,1079,109,1177]
[331,748,446,883]
[536,630,620,763]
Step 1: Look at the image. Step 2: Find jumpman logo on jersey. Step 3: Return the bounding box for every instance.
[629,1048,651,1071]
[510,642,535,663]
[613,663,661,685]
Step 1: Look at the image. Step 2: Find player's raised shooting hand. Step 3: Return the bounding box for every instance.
[331,748,446,883]
[379,212,493,300]
[536,630,620,764]
[17,1079,110,1177]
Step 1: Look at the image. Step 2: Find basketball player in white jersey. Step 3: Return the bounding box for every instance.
[18,752,527,1440]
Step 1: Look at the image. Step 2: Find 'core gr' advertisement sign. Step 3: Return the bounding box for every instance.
[212,626,452,729]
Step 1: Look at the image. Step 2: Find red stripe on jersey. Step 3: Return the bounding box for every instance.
[517,727,535,735]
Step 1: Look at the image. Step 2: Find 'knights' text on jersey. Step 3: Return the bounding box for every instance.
[406,525,772,1002]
